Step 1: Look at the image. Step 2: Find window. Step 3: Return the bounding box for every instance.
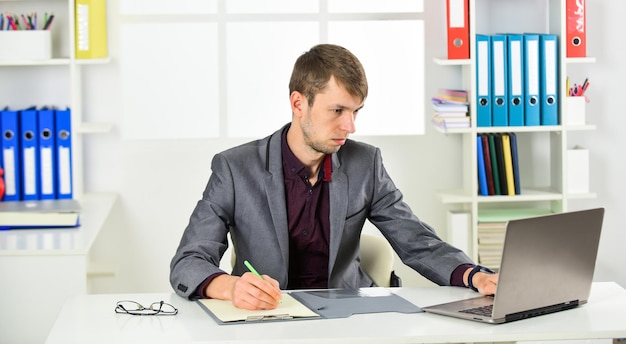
[119,0,424,139]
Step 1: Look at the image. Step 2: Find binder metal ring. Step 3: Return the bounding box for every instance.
[59,129,70,140]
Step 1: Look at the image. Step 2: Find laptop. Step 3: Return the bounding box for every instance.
[423,208,604,324]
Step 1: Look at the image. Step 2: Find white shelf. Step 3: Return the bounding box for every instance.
[434,124,596,135]
[438,187,569,204]
[567,57,597,64]
[436,0,597,264]
[76,57,112,65]
[0,58,72,66]
[78,122,114,134]
[0,58,110,67]
[565,123,597,131]
[433,57,471,66]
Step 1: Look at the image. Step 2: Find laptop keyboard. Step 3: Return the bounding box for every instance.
[460,304,493,317]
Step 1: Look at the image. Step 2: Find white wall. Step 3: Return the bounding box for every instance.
[86,0,626,293]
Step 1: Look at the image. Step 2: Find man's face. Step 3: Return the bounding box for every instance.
[299,76,364,155]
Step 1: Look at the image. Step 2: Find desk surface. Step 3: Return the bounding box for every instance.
[46,282,626,344]
[0,193,117,256]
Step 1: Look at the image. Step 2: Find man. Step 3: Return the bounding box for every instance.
[170,44,498,310]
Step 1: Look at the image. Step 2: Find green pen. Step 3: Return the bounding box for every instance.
[244,260,282,303]
[244,260,263,279]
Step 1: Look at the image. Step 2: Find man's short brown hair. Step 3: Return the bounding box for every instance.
[289,44,368,106]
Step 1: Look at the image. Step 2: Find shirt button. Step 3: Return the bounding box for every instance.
[302,230,308,236]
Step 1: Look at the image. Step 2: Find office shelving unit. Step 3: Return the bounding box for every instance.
[0,1,114,342]
[434,0,597,263]
[0,0,112,198]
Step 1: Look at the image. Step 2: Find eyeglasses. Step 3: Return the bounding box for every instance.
[115,300,178,316]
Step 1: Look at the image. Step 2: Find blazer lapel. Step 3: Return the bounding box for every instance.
[264,127,290,268]
[328,154,348,272]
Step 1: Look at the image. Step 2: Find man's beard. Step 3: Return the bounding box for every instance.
[301,115,341,155]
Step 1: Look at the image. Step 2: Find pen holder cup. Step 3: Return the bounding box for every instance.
[0,30,52,60]
[566,96,586,125]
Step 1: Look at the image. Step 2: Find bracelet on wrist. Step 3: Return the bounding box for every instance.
[467,265,495,292]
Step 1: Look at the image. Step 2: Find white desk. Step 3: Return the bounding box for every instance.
[46,282,626,344]
[0,193,117,344]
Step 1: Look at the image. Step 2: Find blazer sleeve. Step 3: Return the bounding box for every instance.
[366,148,474,286]
[169,153,234,299]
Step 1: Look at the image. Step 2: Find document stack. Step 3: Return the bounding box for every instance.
[477,220,506,270]
[0,107,73,203]
[477,208,553,271]
[431,89,470,131]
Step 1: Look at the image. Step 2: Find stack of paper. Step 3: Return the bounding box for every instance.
[431,89,470,129]
[476,208,553,270]
[477,221,506,270]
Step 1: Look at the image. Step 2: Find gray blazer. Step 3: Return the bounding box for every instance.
[170,124,473,299]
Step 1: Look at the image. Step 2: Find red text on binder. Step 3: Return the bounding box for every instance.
[446,0,470,60]
[566,0,586,57]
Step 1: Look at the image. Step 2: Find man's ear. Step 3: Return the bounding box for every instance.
[290,91,305,116]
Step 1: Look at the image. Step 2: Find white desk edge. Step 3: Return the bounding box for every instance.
[46,281,626,344]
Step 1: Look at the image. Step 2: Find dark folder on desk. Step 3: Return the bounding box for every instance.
[198,288,422,325]
[291,288,422,319]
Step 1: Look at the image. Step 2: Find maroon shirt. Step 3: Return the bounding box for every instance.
[281,130,331,289]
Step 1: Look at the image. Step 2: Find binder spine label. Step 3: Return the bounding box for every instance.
[23,147,37,196]
[77,4,90,52]
[41,148,54,195]
[58,146,72,196]
[3,148,17,196]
